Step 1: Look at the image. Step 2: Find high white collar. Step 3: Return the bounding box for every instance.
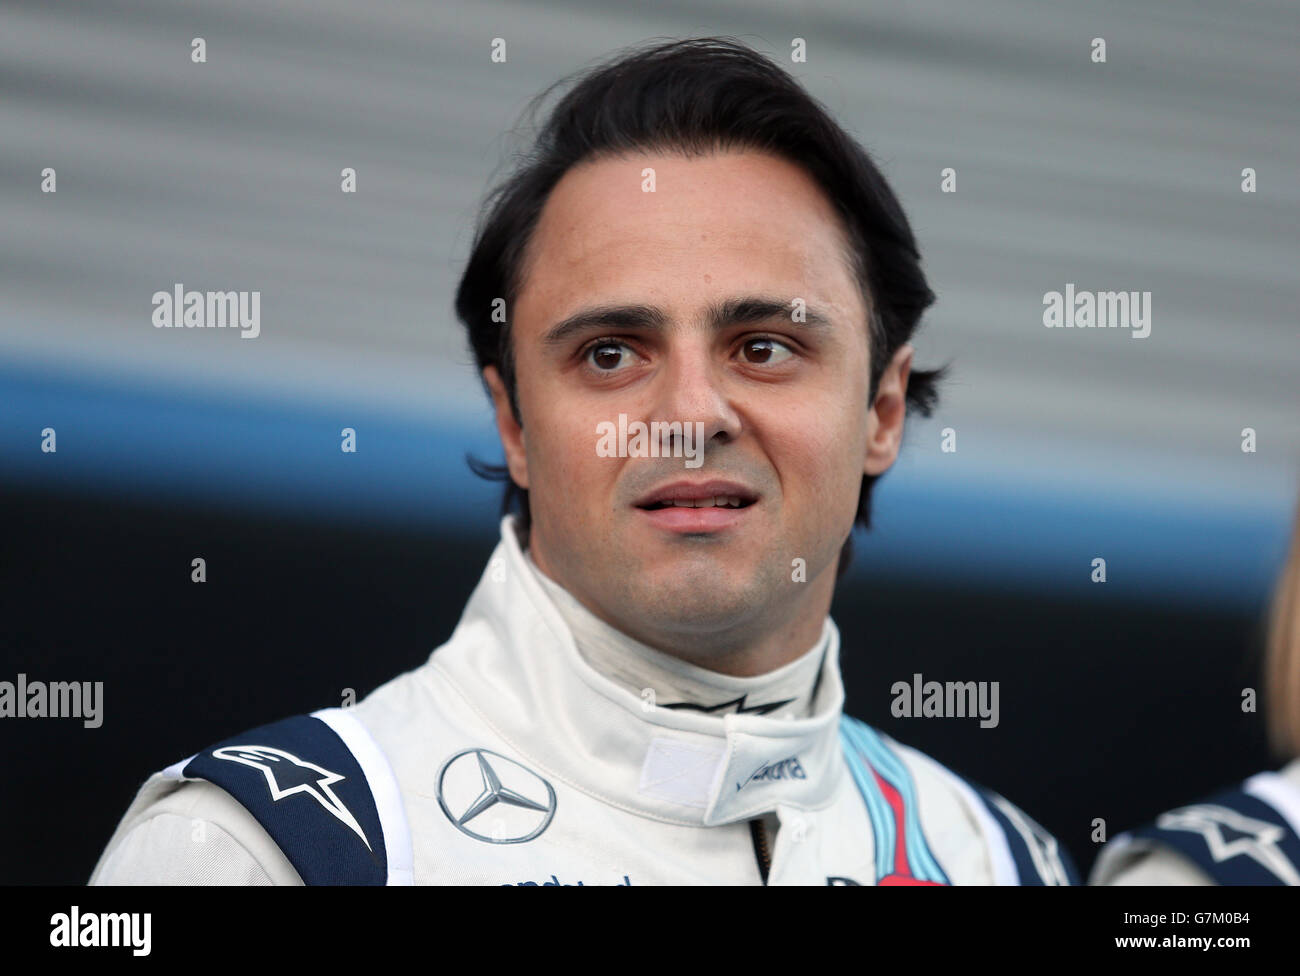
[428,515,848,826]
[524,547,829,720]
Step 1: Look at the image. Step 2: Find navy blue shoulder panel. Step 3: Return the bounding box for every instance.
[977,787,1081,886]
[182,713,388,885]
[1126,787,1300,886]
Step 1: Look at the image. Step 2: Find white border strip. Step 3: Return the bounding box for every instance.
[313,707,414,886]
[162,753,197,779]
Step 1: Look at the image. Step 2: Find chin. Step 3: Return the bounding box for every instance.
[637,586,758,636]
[632,560,774,625]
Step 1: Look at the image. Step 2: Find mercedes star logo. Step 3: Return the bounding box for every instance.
[436,748,557,844]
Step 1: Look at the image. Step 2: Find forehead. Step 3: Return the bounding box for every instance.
[514,148,866,324]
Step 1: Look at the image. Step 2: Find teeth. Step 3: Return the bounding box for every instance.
[660,495,747,509]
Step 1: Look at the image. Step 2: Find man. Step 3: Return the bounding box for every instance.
[91,38,1076,885]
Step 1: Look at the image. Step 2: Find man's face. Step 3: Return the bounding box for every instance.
[487,149,910,663]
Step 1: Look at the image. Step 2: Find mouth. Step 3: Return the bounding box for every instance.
[633,480,759,533]
[638,496,754,510]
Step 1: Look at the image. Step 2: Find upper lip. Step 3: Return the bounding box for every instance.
[633,479,759,508]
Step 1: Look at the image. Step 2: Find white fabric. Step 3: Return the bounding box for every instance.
[90,780,300,885]
[638,737,727,808]
[1093,838,1216,886]
[92,814,276,886]
[918,757,1020,886]
[91,515,1050,886]
[311,707,414,886]
[1244,767,1300,840]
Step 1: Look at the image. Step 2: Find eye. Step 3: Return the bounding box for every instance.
[738,337,793,365]
[584,339,638,372]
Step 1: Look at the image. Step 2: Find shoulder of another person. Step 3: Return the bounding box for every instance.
[1091,765,1300,886]
[1090,843,1216,886]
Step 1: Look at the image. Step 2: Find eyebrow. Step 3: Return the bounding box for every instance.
[541,297,834,346]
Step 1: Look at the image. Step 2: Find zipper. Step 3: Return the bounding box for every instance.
[749,818,772,885]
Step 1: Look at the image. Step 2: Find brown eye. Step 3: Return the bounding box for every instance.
[588,341,632,371]
[740,338,792,365]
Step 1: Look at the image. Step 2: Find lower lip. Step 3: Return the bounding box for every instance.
[636,504,754,533]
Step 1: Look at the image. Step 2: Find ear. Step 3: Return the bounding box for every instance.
[483,365,530,490]
[864,344,913,477]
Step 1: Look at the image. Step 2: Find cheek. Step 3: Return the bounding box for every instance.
[513,347,629,520]
[522,398,618,513]
[772,392,868,495]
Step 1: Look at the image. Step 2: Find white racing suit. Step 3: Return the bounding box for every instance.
[91,516,1078,886]
[1091,760,1300,885]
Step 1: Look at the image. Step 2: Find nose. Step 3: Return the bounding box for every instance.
[650,331,743,451]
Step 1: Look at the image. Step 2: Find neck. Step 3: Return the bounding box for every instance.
[525,539,836,678]
[524,549,831,719]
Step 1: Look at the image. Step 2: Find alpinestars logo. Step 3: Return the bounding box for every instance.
[736,755,807,791]
[1157,803,1300,885]
[212,745,371,850]
[662,695,794,716]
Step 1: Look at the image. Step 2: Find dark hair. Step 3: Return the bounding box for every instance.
[455,37,943,576]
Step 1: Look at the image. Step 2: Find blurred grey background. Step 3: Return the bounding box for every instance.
[2,0,1298,883]
[3,0,1297,602]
